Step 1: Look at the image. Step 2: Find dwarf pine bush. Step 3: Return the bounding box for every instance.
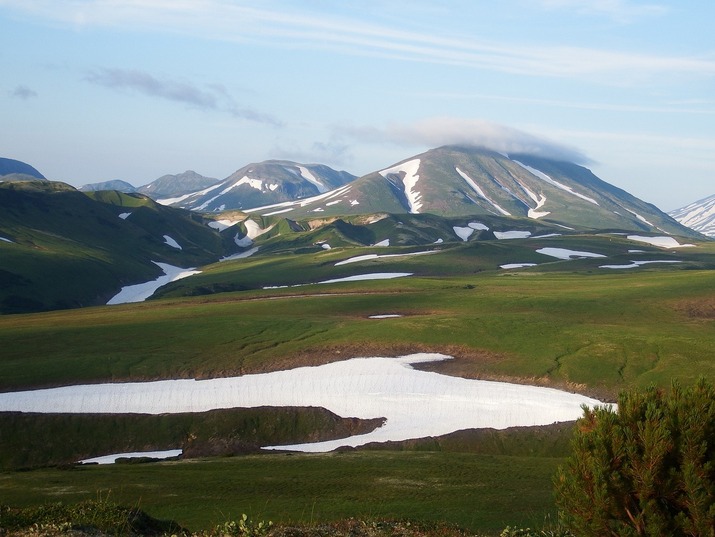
[554,379,715,536]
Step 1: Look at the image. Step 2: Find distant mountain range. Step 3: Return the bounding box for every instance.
[1,148,711,314]
[670,194,715,237]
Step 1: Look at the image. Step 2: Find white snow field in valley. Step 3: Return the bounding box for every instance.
[0,354,608,453]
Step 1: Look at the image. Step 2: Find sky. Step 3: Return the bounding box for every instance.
[1,0,714,211]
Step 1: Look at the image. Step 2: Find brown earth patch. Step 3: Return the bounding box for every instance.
[673,296,715,319]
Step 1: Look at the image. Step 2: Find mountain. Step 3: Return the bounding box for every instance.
[244,146,699,238]
[159,160,356,212]
[0,181,235,314]
[80,179,137,193]
[669,194,715,237]
[138,170,219,199]
[0,157,46,181]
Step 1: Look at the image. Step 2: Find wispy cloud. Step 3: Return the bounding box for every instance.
[337,118,592,163]
[84,68,281,125]
[533,0,668,23]
[272,139,352,167]
[6,1,714,82]
[10,84,38,99]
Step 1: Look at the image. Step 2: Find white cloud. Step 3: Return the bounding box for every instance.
[4,1,713,83]
[338,118,591,164]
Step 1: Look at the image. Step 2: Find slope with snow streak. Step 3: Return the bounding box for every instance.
[0,354,607,453]
[455,167,511,216]
[380,159,422,214]
[107,262,201,304]
[512,160,599,206]
[670,194,715,237]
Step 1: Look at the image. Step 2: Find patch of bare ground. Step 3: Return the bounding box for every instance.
[673,296,715,320]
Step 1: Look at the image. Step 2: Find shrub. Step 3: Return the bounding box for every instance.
[554,379,715,536]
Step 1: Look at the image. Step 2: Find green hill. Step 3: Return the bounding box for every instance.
[0,181,233,313]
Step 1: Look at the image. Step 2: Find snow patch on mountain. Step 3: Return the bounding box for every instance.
[335,250,439,266]
[157,182,223,206]
[107,262,201,304]
[669,194,715,237]
[627,235,695,248]
[501,263,538,269]
[163,235,182,249]
[455,167,511,216]
[536,247,606,260]
[297,166,327,193]
[0,236,13,243]
[80,449,182,465]
[512,160,599,206]
[118,212,131,220]
[600,260,683,269]
[494,230,531,240]
[380,159,422,214]
[624,208,654,227]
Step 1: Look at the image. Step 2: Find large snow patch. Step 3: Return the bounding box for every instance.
[0,354,608,453]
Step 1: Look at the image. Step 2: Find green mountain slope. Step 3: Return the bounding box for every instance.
[0,181,232,313]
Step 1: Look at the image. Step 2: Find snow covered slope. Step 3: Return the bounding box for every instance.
[159,160,356,212]
[669,194,715,237]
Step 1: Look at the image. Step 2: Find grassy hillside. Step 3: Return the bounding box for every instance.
[0,182,232,313]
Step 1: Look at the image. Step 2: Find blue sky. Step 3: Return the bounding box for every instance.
[1,0,714,210]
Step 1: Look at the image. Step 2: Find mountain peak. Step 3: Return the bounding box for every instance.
[0,157,46,181]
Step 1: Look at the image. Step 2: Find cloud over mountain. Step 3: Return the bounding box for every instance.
[339,118,592,164]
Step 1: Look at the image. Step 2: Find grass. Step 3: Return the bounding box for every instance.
[0,451,565,535]
[1,269,713,396]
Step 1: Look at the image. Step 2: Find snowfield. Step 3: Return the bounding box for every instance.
[107,262,201,304]
[536,247,606,260]
[335,250,439,266]
[80,449,182,465]
[163,235,182,249]
[0,354,608,453]
[627,235,695,248]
